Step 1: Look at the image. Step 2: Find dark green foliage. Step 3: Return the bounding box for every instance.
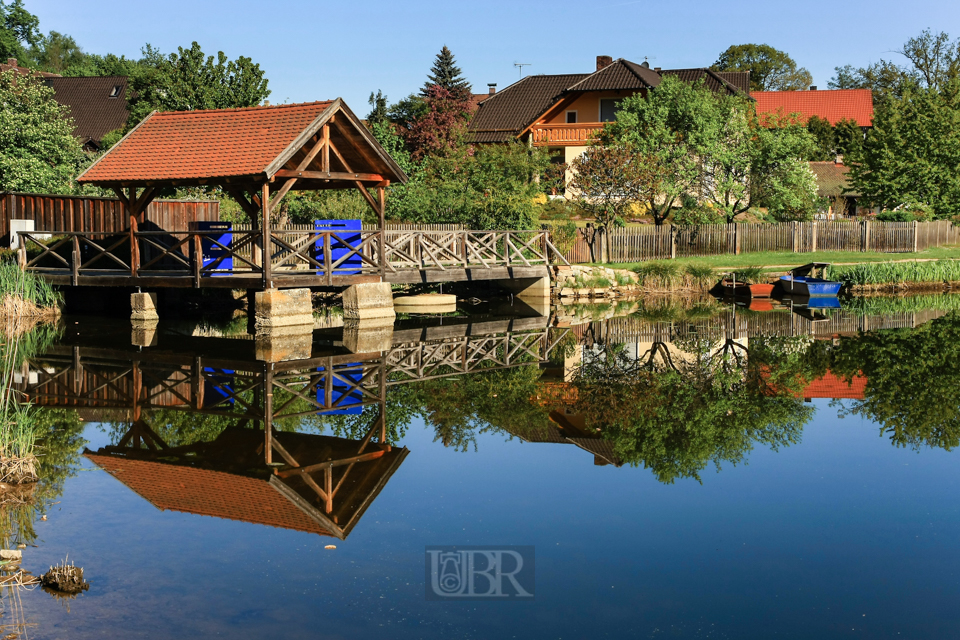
[834,118,864,158]
[421,45,471,98]
[367,90,389,126]
[713,43,812,91]
[806,115,836,161]
[398,140,547,229]
[849,77,960,217]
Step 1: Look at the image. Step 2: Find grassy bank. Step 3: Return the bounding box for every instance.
[601,246,960,273]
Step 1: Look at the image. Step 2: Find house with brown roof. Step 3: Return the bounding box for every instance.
[469,56,749,171]
[808,158,875,217]
[0,57,59,78]
[44,76,132,151]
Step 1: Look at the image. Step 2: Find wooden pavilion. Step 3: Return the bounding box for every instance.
[66,99,408,289]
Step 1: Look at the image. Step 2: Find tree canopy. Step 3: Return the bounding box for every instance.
[602,76,817,227]
[713,44,813,91]
[0,0,39,63]
[128,42,270,123]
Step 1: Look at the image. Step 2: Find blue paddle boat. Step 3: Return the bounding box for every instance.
[779,263,842,296]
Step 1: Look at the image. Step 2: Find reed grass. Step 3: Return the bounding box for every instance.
[0,262,61,316]
[830,260,960,287]
[633,262,715,292]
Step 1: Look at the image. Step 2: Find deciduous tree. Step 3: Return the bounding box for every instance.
[0,70,84,193]
[713,44,812,91]
[128,42,270,124]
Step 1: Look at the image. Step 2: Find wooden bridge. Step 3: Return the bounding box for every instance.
[29,98,565,293]
[18,227,565,289]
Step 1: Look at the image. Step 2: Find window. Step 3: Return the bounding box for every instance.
[565,111,577,124]
[599,98,623,122]
[109,85,122,98]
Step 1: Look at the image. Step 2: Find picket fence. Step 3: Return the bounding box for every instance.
[554,220,960,264]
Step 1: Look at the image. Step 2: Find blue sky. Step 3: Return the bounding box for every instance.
[28,0,960,113]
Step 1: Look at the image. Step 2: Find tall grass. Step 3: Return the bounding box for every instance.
[830,260,960,287]
[0,262,61,314]
[633,262,715,291]
[844,293,960,316]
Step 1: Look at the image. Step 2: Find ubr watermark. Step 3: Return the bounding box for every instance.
[425,546,535,600]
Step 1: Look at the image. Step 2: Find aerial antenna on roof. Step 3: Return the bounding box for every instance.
[514,63,531,79]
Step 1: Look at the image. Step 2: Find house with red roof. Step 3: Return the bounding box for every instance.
[751,88,874,127]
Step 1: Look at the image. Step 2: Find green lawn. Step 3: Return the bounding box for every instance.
[598,245,960,273]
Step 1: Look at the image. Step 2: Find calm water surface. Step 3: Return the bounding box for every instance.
[9,297,960,639]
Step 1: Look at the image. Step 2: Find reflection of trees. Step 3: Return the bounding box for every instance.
[573,336,816,483]
[0,407,86,546]
[412,366,555,451]
[831,312,960,450]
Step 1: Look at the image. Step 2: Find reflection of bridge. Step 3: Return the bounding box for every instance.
[20,317,564,538]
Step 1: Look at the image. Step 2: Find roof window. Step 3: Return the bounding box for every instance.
[109,85,122,98]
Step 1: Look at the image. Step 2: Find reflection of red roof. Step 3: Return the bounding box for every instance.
[85,454,331,536]
[752,89,873,126]
[801,371,866,400]
[78,101,334,183]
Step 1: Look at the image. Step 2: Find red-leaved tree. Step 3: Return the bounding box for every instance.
[402,85,471,162]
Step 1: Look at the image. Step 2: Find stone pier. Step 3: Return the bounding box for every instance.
[496,276,551,300]
[131,292,159,321]
[254,288,314,332]
[342,283,395,322]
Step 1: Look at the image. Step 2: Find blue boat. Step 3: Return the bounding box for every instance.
[779,263,842,296]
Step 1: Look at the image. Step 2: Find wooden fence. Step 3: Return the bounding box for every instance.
[558,220,960,263]
[1,192,219,245]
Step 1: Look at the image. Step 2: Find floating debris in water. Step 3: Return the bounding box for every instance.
[41,557,89,594]
[324,545,336,550]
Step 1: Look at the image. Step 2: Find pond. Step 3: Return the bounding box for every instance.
[4,293,960,639]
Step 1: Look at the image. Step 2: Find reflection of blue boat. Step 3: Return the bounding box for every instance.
[779,263,842,296]
[806,296,841,309]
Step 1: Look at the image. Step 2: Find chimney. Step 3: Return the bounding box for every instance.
[809,85,817,91]
[835,154,844,165]
[487,83,497,95]
[596,55,613,71]
[6,58,17,67]
[654,67,662,73]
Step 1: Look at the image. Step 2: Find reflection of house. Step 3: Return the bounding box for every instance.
[799,370,866,400]
[85,425,407,539]
[469,56,749,171]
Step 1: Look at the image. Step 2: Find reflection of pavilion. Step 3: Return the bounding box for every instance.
[20,316,560,538]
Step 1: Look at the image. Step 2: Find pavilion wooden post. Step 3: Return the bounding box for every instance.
[377,183,387,277]
[113,187,157,279]
[262,183,272,288]
[264,364,273,465]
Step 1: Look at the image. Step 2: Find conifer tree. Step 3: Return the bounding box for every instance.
[421,46,471,98]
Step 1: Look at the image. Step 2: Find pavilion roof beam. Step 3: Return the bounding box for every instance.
[268,128,331,211]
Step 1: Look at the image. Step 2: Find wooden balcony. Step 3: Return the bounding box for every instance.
[530,123,604,147]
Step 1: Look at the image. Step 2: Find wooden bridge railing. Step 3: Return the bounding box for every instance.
[17,228,568,285]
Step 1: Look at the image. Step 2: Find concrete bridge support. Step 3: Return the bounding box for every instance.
[496,276,551,301]
[130,292,159,321]
[342,283,395,322]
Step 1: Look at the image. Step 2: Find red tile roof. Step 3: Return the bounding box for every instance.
[85,453,333,536]
[800,371,867,400]
[751,89,874,127]
[78,101,335,184]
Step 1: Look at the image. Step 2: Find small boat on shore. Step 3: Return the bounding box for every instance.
[779,263,842,296]
[719,276,775,298]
